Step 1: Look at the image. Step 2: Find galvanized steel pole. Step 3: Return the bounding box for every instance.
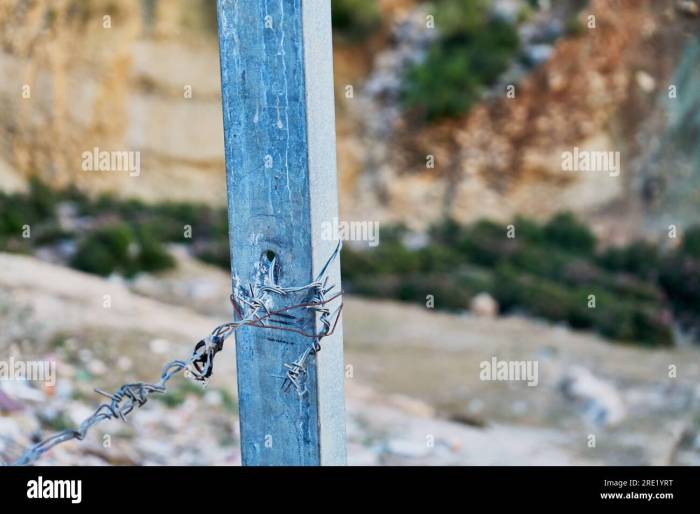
[216,0,346,466]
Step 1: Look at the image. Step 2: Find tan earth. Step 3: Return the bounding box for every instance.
[1,251,699,465]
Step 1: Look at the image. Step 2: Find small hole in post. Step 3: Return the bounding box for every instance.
[261,250,279,284]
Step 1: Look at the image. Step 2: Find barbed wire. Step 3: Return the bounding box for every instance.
[5,243,343,467]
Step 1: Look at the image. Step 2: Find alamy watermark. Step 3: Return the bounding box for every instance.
[81,147,141,177]
[321,217,380,247]
[480,357,539,387]
[561,146,620,177]
[27,477,82,504]
[0,357,56,386]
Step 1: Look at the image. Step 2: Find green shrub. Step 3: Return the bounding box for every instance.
[70,224,134,276]
[378,243,424,274]
[456,219,515,266]
[598,241,661,279]
[564,15,585,37]
[26,177,58,221]
[660,254,700,313]
[510,245,570,279]
[135,229,175,273]
[512,215,546,245]
[429,217,464,245]
[70,224,174,277]
[543,212,596,255]
[595,302,673,346]
[331,0,381,41]
[417,243,463,272]
[343,214,677,346]
[0,180,58,243]
[607,274,665,303]
[680,226,700,258]
[32,223,73,246]
[341,238,423,279]
[493,270,581,324]
[492,268,671,345]
[0,195,26,238]
[347,272,478,311]
[71,237,119,276]
[195,241,231,270]
[401,0,519,120]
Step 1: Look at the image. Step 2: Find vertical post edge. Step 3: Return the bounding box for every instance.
[301,0,347,466]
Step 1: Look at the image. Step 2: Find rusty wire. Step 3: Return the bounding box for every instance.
[5,243,342,466]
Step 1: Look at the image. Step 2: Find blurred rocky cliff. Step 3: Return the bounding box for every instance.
[0,0,698,242]
[0,0,224,203]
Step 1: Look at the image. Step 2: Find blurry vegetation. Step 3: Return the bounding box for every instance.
[0,178,227,277]
[331,0,382,41]
[401,0,520,120]
[2,180,699,347]
[342,214,700,347]
[70,224,174,277]
[564,14,586,37]
[0,179,63,253]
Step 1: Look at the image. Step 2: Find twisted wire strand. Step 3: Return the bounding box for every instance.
[5,243,342,466]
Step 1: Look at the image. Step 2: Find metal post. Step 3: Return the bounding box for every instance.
[216,0,346,465]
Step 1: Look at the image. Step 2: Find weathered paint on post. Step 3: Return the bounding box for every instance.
[216,0,346,465]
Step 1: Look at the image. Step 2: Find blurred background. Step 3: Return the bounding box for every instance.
[1,0,700,465]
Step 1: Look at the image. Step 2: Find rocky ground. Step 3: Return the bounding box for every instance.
[1,249,699,466]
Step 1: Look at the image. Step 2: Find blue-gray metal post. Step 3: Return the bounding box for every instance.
[216,0,346,465]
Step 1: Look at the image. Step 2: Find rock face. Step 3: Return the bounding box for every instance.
[359,0,699,241]
[0,0,699,242]
[341,0,700,242]
[0,0,226,204]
